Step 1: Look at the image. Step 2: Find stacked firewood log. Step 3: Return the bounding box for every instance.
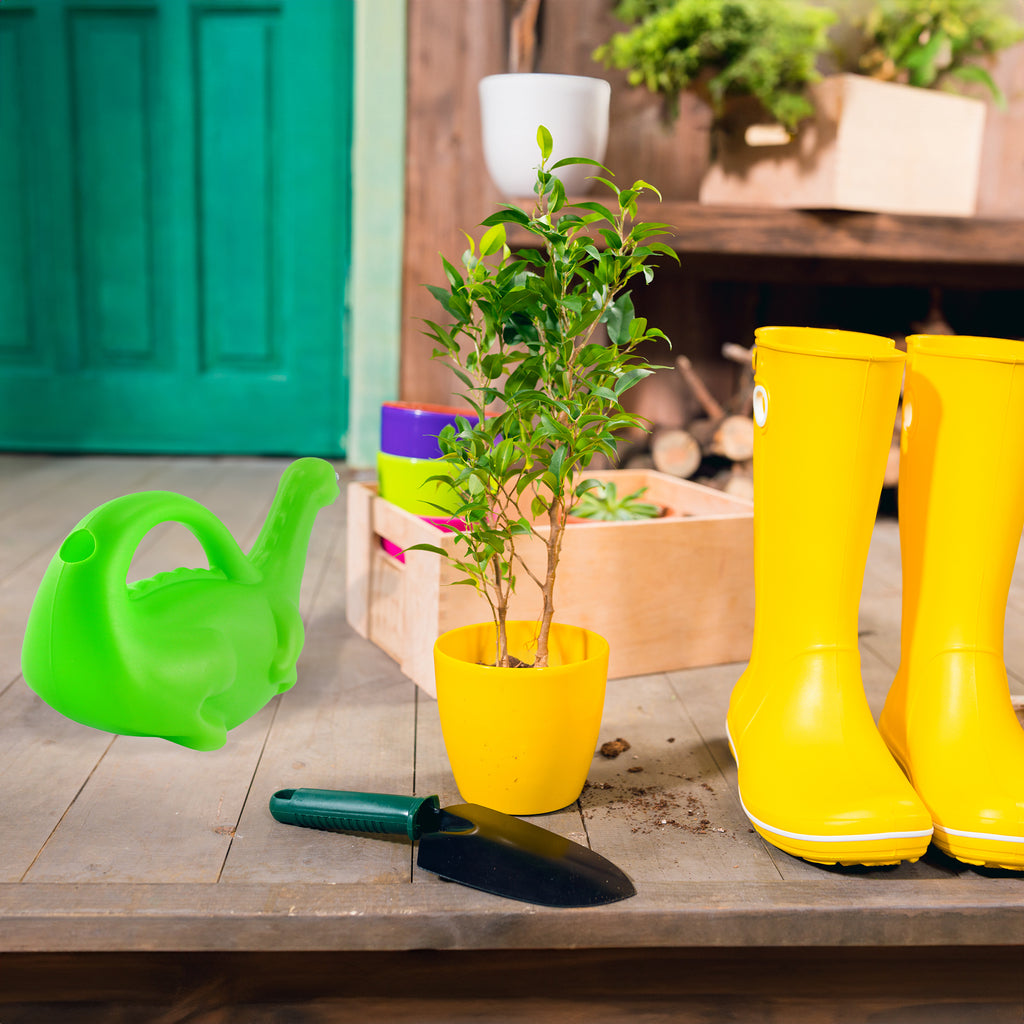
[624,345,756,502]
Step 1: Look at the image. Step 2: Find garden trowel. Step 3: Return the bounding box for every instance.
[269,788,635,907]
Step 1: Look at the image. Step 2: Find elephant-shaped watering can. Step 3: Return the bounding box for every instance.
[21,458,340,750]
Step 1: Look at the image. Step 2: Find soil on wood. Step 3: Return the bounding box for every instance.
[583,738,733,838]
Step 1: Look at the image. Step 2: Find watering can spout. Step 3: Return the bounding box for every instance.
[248,458,341,594]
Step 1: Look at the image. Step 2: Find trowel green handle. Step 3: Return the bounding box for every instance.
[269,788,442,841]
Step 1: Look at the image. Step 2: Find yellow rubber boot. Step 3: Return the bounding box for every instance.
[728,327,932,866]
[879,334,1024,871]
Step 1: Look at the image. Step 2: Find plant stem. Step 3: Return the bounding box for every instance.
[492,554,511,668]
[535,495,567,667]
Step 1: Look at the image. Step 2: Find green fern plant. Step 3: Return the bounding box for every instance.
[593,0,836,130]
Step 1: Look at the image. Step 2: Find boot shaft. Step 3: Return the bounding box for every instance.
[750,328,904,656]
[899,335,1024,655]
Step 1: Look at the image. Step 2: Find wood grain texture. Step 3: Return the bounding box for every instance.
[0,456,1022,965]
[2,947,1021,1023]
[1,878,1022,952]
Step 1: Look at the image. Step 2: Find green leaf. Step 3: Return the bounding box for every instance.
[949,64,1004,106]
[590,175,620,197]
[614,366,653,396]
[572,201,617,224]
[630,178,663,201]
[404,543,449,557]
[550,156,607,172]
[604,292,635,345]
[481,206,531,228]
[549,444,567,481]
[537,124,553,159]
[440,256,464,289]
[479,222,507,257]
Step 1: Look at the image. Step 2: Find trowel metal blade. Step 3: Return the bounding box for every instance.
[416,803,636,908]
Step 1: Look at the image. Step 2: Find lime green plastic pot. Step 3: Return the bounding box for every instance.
[376,451,460,516]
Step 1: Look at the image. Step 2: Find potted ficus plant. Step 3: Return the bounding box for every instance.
[595,0,1024,217]
[413,127,676,815]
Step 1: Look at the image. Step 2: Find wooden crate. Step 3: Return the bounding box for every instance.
[346,469,754,697]
[699,74,986,218]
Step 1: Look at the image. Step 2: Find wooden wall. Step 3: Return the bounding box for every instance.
[402,0,1024,424]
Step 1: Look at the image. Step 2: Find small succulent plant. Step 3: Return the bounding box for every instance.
[571,482,665,522]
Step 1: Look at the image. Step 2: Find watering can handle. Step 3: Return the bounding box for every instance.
[64,490,260,585]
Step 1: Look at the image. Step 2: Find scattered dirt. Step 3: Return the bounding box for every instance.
[599,737,631,758]
[626,765,644,773]
[582,775,729,838]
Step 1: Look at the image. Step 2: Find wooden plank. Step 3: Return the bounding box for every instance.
[0,454,94,521]
[402,0,505,406]
[643,200,1024,266]
[1,878,1021,952]
[583,671,782,883]
[1,947,1021,1022]
[221,527,420,885]
[344,478,375,638]
[0,456,165,602]
[0,682,114,881]
[21,708,275,884]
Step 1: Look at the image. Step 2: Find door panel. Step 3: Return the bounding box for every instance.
[0,0,352,455]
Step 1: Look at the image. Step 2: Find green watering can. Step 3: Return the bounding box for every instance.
[21,458,340,751]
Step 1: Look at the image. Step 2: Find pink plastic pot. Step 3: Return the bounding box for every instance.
[380,516,466,564]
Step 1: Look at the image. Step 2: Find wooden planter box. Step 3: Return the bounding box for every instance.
[699,74,986,217]
[346,469,754,697]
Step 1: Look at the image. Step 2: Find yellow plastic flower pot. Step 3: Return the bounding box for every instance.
[433,621,609,815]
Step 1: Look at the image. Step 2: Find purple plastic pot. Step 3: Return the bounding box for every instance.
[381,516,466,564]
[380,402,479,460]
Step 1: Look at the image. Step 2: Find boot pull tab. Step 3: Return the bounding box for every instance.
[900,390,913,455]
[753,384,769,429]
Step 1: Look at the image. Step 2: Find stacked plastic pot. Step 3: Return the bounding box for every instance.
[377,402,469,562]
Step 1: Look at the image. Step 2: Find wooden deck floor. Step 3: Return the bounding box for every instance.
[0,455,1022,1021]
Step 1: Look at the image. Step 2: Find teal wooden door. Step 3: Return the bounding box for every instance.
[0,0,352,454]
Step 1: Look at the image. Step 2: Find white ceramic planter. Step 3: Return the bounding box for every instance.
[478,73,611,198]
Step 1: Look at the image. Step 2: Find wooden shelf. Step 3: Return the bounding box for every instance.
[510,200,1024,269]
[647,201,1024,266]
